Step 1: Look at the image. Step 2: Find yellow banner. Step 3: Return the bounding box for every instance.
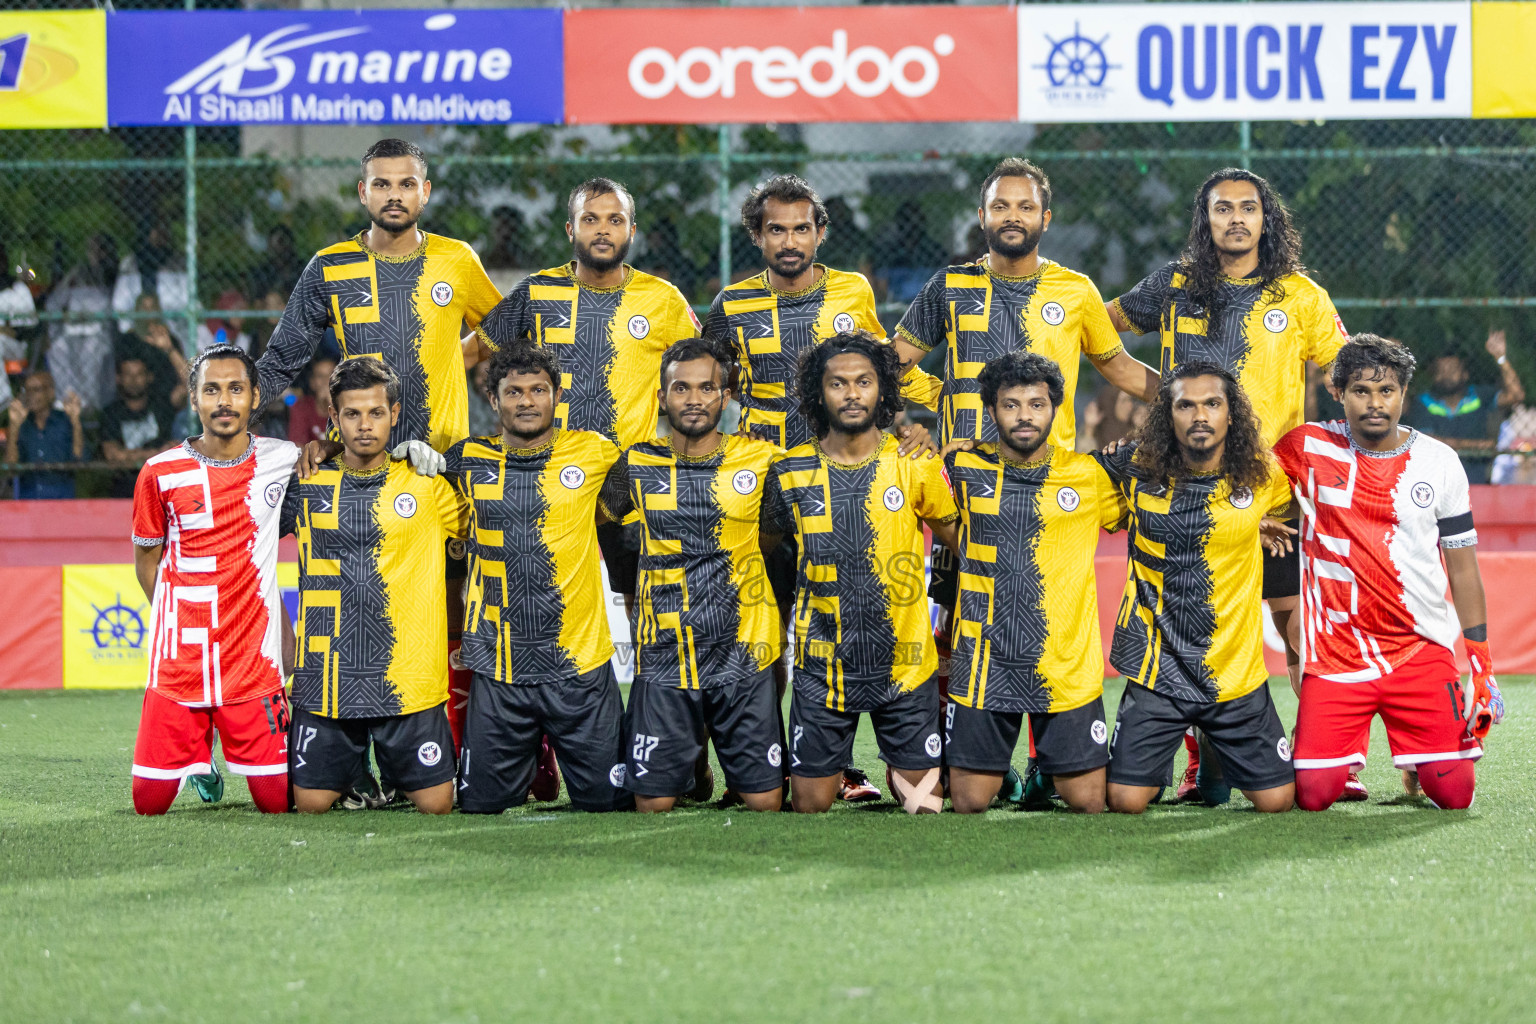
[0,11,106,128]
[62,563,299,690]
[1473,3,1536,117]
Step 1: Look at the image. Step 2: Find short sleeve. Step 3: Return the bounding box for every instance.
[701,291,732,349]
[279,472,302,536]
[851,275,884,337]
[433,475,470,541]
[477,277,534,353]
[1093,463,1130,531]
[1271,426,1305,484]
[760,464,793,536]
[1303,283,1348,368]
[662,286,702,342]
[594,436,623,475]
[898,363,943,411]
[1077,278,1125,359]
[1111,262,1176,336]
[131,466,167,547]
[458,246,503,331]
[597,449,634,523]
[1434,448,1477,548]
[913,458,959,524]
[894,269,949,353]
[1091,440,1138,492]
[1261,462,1294,516]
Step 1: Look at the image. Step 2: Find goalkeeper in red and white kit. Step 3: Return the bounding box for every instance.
[1271,335,1504,811]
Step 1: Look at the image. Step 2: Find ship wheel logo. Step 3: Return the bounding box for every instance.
[1037,23,1118,89]
[85,594,148,650]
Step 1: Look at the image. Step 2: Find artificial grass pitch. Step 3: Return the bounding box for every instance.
[3,681,1534,1024]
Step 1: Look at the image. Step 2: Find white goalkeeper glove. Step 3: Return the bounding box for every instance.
[391,439,445,478]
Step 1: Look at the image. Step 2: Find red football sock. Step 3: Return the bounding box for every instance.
[447,639,470,755]
[132,777,181,816]
[1183,728,1200,765]
[1026,720,1037,759]
[1295,766,1350,811]
[1416,760,1475,810]
[246,773,291,814]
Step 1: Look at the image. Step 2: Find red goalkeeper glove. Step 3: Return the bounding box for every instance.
[1464,638,1504,740]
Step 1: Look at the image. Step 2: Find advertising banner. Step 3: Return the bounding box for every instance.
[0,11,106,129]
[62,564,151,690]
[1017,2,1472,122]
[564,6,1016,124]
[1472,2,1536,117]
[106,9,563,126]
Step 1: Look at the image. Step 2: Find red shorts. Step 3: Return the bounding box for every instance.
[132,688,291,781]
[1294,643,1481,771]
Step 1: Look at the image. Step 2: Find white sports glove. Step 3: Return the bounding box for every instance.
[391,439,445,478]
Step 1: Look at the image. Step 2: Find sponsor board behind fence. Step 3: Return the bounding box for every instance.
[1017,2,1473,123]
[0,11,107,128]
[1471,1,1536,117]
[106,9,563,126]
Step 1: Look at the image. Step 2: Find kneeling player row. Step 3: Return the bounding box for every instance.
[130,332,1502,817]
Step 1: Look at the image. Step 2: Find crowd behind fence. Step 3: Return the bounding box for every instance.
[2,116,1534,496]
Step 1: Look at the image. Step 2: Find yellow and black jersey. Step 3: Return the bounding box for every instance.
[598,433,785,688]
[281,459,470,718]
[762,434,959,711]
[478,263,700,449]
[257,232,501,453]
[1096,443,1291,704]
[1112,262,1348,445]
[895,258,1123,449]
[703,265,940,450]
[445,429,620,684]
[946,444,1127,715]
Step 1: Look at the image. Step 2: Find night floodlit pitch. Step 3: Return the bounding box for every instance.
[3,680,1534,1023]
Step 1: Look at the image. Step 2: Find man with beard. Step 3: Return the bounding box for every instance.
[598,337,786,813]
[1108,168,1349,799]
[1272,336,1501,811]
[256,137,504,804]
[944,352,1127,813]
[472,178,700,623]
[761,330,961,814]
[889,158,1157,799]
[447,344,631,813]
[1095,362,1296,815]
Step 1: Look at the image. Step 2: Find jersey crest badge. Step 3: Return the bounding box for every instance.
[1056,486,1080,511]
[832,312,856,333]
[560,465,586,489]
[393,493,418,518]
[1263,309,1289,333]
[732,469,758,495]
[431,281,454,307]
[1411,482,1435,507]
[882,485,905,511]
[1040,301,1066,326]
[628,314,651,339]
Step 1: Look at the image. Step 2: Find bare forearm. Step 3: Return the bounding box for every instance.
[134,544,163,602]
[1498,362,1524,407]
[1444,547,1488,633]
[69,419,83,459]
[1094,349,1159,403]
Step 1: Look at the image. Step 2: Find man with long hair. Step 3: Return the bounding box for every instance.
[1272,336,1501,810]
[761,330,961,814]
[1096,362,1296,815]
[1107,167,1350,799]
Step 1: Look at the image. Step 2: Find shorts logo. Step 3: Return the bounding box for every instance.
[767,743,782,767]
[1263,309,1289,333]
[431,281,454,307]
[1411,482,1435,508]
[1277,736,1292,762]
[628,315,651,339]
[732,469,758,495]
[1229,487,1254,509]
[447,539,467,560]
[882,485,905,512]
[560,465,586,489]
[1091,720,1108,745]
[832,312,856,333]
[923,732,942,758]
[393,493,417,518]
[1040,301,1066,326]
[1056,486,1080,512]
[418,741,442,767]
[608,763,627,787]
[264,482,284,508]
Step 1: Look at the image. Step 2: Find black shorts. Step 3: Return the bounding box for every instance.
[288,703,456,793]
[944,697,1110,775]
[1261,519,1300,600]
[765,534,798,620]
[458,666,632,813]
[927,537,958,610]
[788,682,942,776]
[625,667,784,797]
[597,520,640,597]
[1108,682,1294,792]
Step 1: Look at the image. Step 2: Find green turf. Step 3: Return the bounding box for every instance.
[3,681,1535,1024]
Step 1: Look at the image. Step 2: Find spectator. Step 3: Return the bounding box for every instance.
[45,232,119,413]
[1078,383,1147,452]
[249,225,304,300]
[467,360,499,439]
[481,206,537,271]
[1492,404,1536,485]
[285,356,337,446]
[1404,330,1525,484]
[817,196,873,278]
[119,293,189,409]
[0,244,39,398]
[248,289,287,359]
[113,224,189,344]
[195,289,253,353]
[99,353,177,497]
[4,371,82,499]
[873,200,951,303]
